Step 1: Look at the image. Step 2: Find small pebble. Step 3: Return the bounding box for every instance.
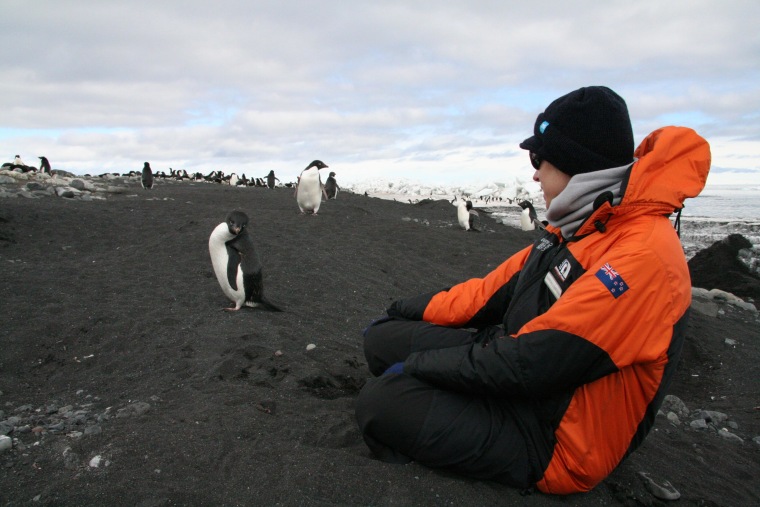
[0,435,12,452]
[306,344,316,351]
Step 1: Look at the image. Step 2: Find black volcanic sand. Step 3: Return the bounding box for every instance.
[0,180,758,506]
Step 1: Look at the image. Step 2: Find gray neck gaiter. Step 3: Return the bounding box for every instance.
[545,164,630,238]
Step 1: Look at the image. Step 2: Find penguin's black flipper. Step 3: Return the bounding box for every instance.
[225,245,241,290]
[518,200,538,223]
[468,210,481,232]
[243,270,283,312]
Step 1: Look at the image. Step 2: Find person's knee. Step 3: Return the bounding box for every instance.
[362,320,399,376]
[354,378,375,429]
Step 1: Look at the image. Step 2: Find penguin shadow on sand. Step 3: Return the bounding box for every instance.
[208,210,284,312]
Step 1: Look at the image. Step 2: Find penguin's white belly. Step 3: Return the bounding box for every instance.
[457,203,470,230]
[520,208,535,231]
[209,223,245,305]
[296,169,322,213]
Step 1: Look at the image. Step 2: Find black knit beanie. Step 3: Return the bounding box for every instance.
[519,86,634,176]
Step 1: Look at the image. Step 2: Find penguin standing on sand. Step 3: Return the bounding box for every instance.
[457,201,470,230]
[324,171,339,199]
[457,200,479,231]
[295,160,328,214]
[518,200,543,231]
[38,156,52,174]
[208,210,283,312]
[141,162,154,189]
[266,170,280,189]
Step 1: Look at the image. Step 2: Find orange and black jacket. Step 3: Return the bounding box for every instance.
[390,127,711,493]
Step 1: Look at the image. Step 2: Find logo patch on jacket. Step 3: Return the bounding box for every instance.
[554,259,572,282]
[596,263,629,298]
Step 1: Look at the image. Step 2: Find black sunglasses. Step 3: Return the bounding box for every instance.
[529,152,542,170]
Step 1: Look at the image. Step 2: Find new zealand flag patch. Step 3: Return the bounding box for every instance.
[596,263,629,298]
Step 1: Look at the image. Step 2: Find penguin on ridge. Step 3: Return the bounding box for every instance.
[457,200,470,230]
[9,155,33,172]
[324,171,339,199]
[295,160,328,214]
[141,162,154,189]
[38,156,52,174]
[208,210,283,312]
[457,200,480,231]
[266,170,280,189]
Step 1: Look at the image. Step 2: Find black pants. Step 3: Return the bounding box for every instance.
[355,319,535,488]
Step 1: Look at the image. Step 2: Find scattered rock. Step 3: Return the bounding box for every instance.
[690,419,708,430]
[717,428,744,444]
[0,169,133,201]
[0,435,12,452]
[116,402,151,418]
[688,234,760,309]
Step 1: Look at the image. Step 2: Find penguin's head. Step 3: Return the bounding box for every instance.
[518,200,538,222]
[307,160,328,170]
[226,210,249,235]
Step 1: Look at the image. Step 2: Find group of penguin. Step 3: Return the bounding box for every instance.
[139,162,287,190]
[457,198,541,233]
[207,159,539,312]
[139,160,340,210]
[208,160,343,311]
[2,155,52,174]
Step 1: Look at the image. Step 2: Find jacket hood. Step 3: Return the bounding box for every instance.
[621,126,711,211]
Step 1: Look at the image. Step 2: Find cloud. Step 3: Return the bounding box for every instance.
[1,1,759,186]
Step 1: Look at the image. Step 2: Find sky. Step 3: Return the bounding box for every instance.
[2,0,760,190]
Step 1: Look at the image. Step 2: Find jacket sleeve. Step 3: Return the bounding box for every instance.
[404,237,691,398]
[387,245,532,327]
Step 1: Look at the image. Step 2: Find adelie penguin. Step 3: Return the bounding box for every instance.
[324,171,339,199]
[208,210,283,312]
[265,170,280,189]
[141,162,154,189]
[295,160,329,214]
[457,200,480,231]
[38,156,52,174]
[518,200,544,231]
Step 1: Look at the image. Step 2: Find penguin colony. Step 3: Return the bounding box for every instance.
[208,160,334,310]
[4,154,537,312]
